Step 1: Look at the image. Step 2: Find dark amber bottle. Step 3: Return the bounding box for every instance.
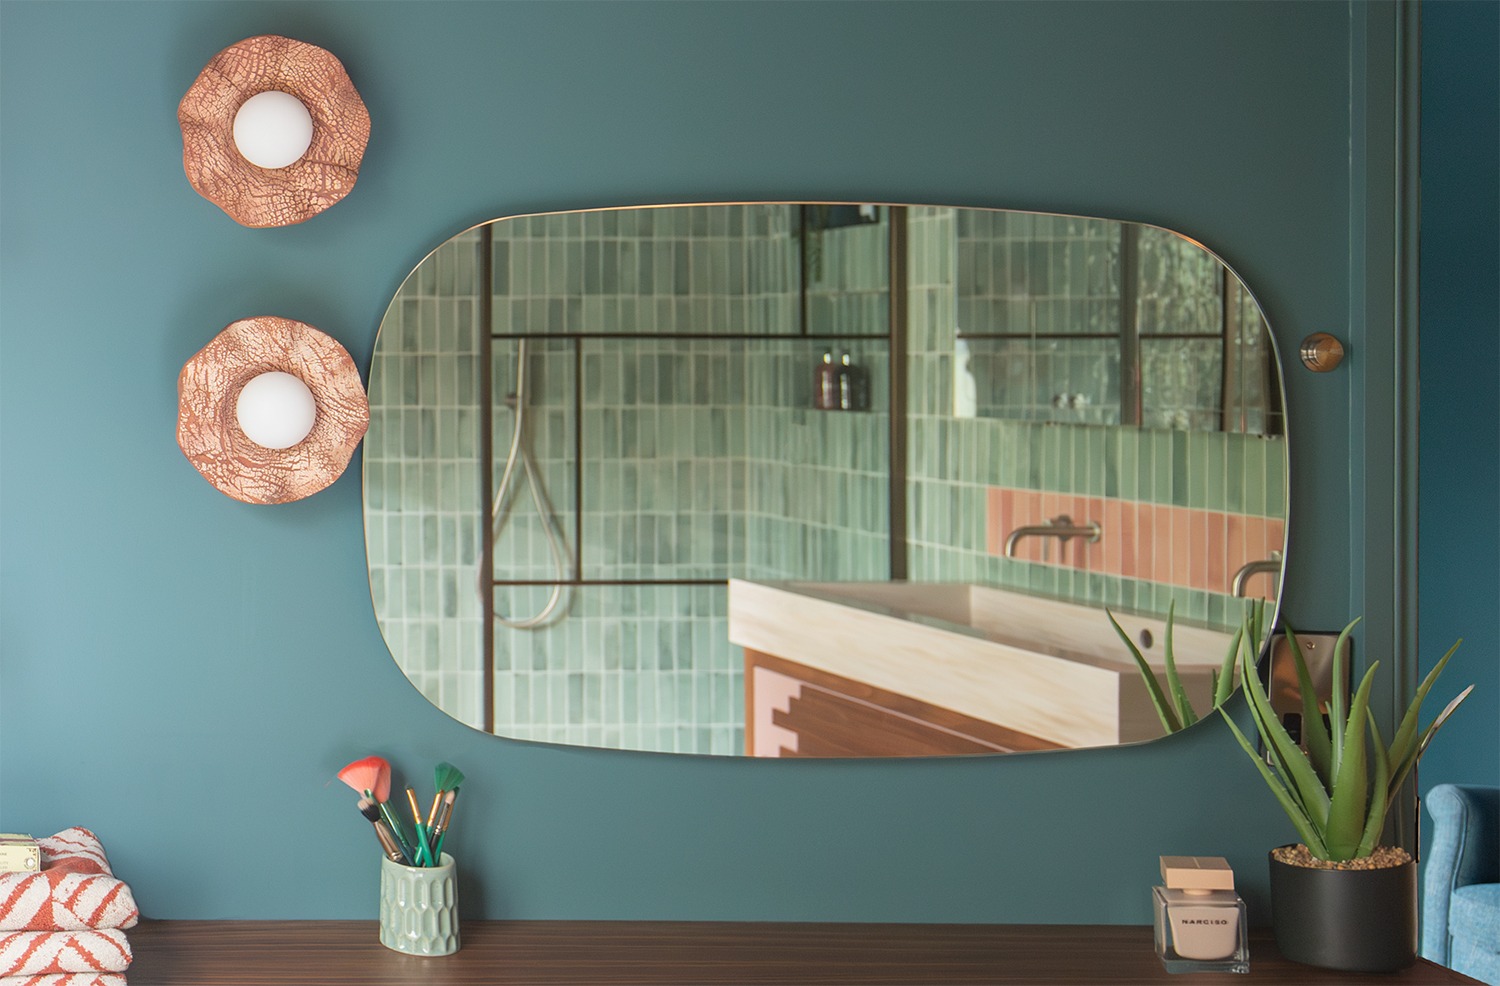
[815,352,840,410]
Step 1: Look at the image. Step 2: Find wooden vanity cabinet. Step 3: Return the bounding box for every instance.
[744,649,1064,757]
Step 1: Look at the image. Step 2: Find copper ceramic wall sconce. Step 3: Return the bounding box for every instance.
[177,316,369,504]
[1300,333,1345,372]
[179,35,370,227]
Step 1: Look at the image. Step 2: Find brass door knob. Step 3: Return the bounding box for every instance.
[1300,333,1345,372]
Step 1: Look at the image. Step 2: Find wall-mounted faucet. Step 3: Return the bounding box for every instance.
[1232,550,1282,597]
[1003,515,1103,558]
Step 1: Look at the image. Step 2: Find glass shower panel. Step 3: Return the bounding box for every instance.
[956,210,1120,336]
[1140,337,1225,432]
[576,337,891,583]
[578,336,745,582]
[1136,225,1224,336]
[365,229,486,729]
[491,205,802,337]
[804,205,890,336]
[488,337,578,591]
[961,337,1121,424]
[491,583,742,755]
[1223,280,1282,436]
[744,339,891,582]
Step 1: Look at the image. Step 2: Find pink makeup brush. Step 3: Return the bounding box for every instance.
[338,755,415,863]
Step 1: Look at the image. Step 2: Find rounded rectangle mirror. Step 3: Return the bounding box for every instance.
[363,204,1287,756]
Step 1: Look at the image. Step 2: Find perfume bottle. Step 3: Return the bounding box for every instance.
[815,352,840,410]
[838,353,869,411]
[1152,856,1249,974]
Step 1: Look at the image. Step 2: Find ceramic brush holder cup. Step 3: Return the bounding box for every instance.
[379,853,459,956]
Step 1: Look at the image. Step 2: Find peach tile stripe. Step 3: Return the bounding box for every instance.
[985,486,1283,599]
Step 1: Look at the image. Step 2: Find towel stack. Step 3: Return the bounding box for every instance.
[0,829,137,986]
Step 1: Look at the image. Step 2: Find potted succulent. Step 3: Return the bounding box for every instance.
[1218,616,1474,972]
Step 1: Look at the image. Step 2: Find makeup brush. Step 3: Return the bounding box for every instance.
[405,788,434,866]
[338,755,416,863]
[433,761,465,795]
[428,787,460,860]
[338,755,390,802]
[426,762,466,860]
[423,763,465,836]
[358,797,411,865]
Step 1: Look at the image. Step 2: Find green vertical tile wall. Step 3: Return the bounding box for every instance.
[365,230,485,728]
[486,206,891,752]
[904,209,1288,629]
[747,217,891,582]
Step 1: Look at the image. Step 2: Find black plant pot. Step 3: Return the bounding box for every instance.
[1268,846,1417,972]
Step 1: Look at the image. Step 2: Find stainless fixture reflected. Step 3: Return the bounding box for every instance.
[1003,515,1103,559]
[486,338,572,629]
[1232,551,1282,597]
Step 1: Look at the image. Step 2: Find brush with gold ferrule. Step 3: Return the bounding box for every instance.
[405,788,434,866]
[427,762,465,861]
[358,798,411,865]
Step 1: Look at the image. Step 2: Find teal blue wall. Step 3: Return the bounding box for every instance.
[1417,1,1500,798]
[1,1,1406,922]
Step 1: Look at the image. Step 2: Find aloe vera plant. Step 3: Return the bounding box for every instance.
[1218,617,1474,861]
[1108,599,1266,734]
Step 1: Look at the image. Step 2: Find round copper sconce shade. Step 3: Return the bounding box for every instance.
[179,35,370,228]
[178,317,369,504]
[1300,332,1345,372]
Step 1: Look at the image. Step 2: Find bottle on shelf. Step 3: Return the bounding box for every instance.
[815,352,840,410]
[839,353,869,411]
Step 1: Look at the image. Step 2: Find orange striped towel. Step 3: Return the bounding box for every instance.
[0,831,137,931]
[1,975,127,986]
[0,931,130,976]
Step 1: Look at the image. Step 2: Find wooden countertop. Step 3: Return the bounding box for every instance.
[126,920,1483,985]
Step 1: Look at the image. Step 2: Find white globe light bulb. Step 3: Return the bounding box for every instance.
[236,371,317,449]
[232,91,314,169]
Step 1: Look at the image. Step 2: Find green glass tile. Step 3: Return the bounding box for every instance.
[1171,430,1189,507]
[1265,438,1287,518]
[1103,428,1120,498]
[1207,592,1227,629]
[1040,426,1060,491]
[1071,426,1090,494]
[1244,437,1267,516]
[1148,431,1170,505]
[1225,432,1246,513]
[1204,433,1225,512]
[1185,431,1206,509]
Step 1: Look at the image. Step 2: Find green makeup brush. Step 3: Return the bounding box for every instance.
[405,788,434,866]
[427,762,465,861]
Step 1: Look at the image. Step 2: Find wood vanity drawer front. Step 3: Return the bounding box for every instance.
[746,650,1064,757]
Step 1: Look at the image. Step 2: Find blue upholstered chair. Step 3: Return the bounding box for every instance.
[1423,784,1499,984]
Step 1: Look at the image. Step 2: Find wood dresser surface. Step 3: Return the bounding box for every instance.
[126,920,1483,985]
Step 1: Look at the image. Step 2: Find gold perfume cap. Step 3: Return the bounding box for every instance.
[1160,856,1235,891]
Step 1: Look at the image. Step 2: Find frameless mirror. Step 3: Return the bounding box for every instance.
[363,204,1287,757]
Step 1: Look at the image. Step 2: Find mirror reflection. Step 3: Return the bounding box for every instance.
[363,204,1286,757]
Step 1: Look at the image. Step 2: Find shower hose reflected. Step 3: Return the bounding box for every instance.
[486,338,572,629]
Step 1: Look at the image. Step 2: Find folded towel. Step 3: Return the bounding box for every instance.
[0,831,137,931]
[0,975,127,986]
[35,835,111,878]
[0,931,131,977]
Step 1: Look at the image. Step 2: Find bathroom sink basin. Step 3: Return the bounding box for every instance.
[727,580,1237,749]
